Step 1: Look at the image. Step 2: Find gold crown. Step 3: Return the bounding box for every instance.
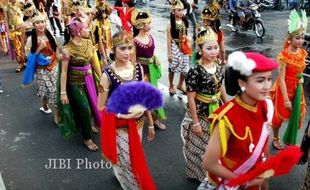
[22,2,36,15]
[201,1,220,20]
[31,11,45,23]
[69,0,88,13]
[196,26,218,45]
[131,9,152,29]
[112,31,134,47]
[171,0,184,10]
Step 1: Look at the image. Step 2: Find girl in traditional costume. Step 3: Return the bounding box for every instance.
[60,17,102,151]
[270,10,307,150]
[200,51,278,190]
[98,31,156,190]
[88,0,113,70]
[5,0,25,72]
[167,0,190,95]
[200,1,226,64]
[22,12,59,123]
[132,9,167,130]
[113,0,136,32]
[0,8,8,56]
[96,0,113,55]
[181,27,226,183]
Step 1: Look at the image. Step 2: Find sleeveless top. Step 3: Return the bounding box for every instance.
[104,62,143,97]
[64,38,94,85]
[171,21,187,41]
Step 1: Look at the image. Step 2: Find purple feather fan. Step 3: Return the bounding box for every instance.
[106,81,164,114]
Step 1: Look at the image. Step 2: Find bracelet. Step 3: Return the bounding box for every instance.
[148,125,154,129]
[117,113,121,119]
[60,91,67,95]
[192,122,200,127]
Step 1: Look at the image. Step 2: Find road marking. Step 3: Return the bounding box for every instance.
[0,173,6,190]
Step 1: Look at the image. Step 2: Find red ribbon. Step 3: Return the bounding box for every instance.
[101,110,157,190]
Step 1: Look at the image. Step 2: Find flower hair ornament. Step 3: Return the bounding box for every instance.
[69,17,87,36]
[288,9,307,37]
[227,51,278,76]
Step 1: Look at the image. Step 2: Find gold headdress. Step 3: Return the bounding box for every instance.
[22,2,36,16]
[131,9,152,29]
[112,31,134,47]
[31,10,45,23]
[69,0,88,14]
[95,1,113,19]
[171,0,184,10]
[288,9,308,37]
[196,26,218,45]
[201,0,220,20]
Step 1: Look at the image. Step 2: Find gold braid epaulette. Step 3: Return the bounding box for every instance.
[209,102,255,157]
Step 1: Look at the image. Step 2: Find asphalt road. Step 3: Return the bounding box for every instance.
[0,1,310,190]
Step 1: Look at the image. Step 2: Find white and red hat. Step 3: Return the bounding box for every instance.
[227,51,278,76]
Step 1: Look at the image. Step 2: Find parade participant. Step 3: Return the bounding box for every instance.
[167,0,191,95]
[98,31,156,190]
[181,27,226,182]
[61,0,71,26]
[113,0,136,32]
[0,8,8,56]
[132,9,167,130]
[20,2,36,59]
[201,51,278,190]
[301,120,310,190]
[270,10,307,149]
[200,1,226,64]
[95,0,113,57]
[4,0,26,72]
[60,17,102,151]
[88,0,113,70]
[22,12,59,123]
[181,0,197,41]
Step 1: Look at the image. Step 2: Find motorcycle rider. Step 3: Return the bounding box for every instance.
[236,0,251,28]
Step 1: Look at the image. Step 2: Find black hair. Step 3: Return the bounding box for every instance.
[0,8,3,13]
[63,26,71,45]
[30,28,57,53]
[133,27,139,37]
[24,2,33,9]
[170,12,189,38]
[224,67,248,96]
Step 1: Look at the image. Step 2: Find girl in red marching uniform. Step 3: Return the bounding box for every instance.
[201,51,278,190]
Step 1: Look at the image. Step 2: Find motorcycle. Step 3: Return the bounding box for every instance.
[227,3,265,38]
[254,0,286,11]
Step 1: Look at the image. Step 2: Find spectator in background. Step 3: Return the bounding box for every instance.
[47,0,63,36]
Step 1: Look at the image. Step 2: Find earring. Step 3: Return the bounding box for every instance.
[288,40,291,44]
[241,86,246,92]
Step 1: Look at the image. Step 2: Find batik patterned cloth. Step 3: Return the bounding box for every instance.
[112,126,143,190]
[181,110,210,182]
[169,41,190,75]
[35,66,58,105]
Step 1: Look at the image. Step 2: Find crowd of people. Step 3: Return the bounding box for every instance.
[0,0,309,189]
